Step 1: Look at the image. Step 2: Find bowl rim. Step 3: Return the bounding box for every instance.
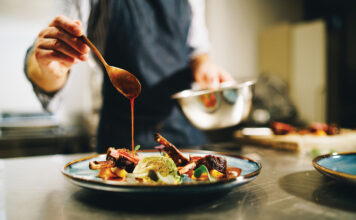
[172,80,255,99]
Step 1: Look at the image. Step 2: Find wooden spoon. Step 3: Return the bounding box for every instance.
[79,35,141,99]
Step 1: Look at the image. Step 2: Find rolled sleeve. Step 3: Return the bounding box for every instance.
[24,0,91,111]
[187,0,211,58]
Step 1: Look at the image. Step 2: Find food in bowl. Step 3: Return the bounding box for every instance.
[270,121,340,136]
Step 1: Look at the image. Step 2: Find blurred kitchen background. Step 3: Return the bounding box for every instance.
[0,0,355,157]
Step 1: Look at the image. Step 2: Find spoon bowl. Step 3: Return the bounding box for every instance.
[106,66,141,99]
[79,35,141,99]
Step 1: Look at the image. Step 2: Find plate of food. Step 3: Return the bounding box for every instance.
[62,133,261,195]
[313,152,356,184]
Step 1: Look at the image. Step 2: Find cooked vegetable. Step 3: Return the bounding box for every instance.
[98,168,116,180]
[210,169,224,179]
[111,168,128,179]
[193,165,215,182]
[133,155,181,184]
[134,145,141,152]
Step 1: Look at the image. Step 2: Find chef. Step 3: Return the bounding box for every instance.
[24,0,234,152]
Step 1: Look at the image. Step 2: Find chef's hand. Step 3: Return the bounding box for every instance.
[191,54,234,90]
[27,15,90,92]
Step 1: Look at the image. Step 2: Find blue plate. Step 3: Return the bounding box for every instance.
[313,152,356,184]
[62,150,261,195]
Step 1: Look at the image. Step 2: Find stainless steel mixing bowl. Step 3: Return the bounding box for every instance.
[172,80,255,130]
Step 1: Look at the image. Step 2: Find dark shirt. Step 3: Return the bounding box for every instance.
[25,0,208,153]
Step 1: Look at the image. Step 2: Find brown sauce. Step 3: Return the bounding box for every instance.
[107,177,124,181]
[130,98,135,153]
[227,167,242,179]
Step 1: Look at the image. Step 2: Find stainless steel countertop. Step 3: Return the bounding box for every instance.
[1,144,355,220]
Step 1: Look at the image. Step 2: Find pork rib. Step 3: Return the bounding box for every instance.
[89,147,140,172]
[154,133,189,166]
[89,160,115,170]
[195,155,227,176]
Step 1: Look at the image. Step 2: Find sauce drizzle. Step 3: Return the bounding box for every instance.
[130,98,135,153]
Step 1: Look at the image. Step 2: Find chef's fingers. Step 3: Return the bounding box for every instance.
[218,68,235,82]
[40,26,89,55]
[37,38,88,61]
[74,20,81,26]
[199,71,220,90]
[49,15,83,37]
[34,48,76,68]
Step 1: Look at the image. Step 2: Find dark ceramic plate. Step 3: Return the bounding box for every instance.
[62,150,261,196]
[313,152,356,184]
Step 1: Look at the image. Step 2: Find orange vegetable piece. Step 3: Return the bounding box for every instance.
[210,169,224,179]
[98,168,116,180]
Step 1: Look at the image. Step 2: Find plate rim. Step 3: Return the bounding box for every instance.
[312,151,356,181]
[62,149,262,188]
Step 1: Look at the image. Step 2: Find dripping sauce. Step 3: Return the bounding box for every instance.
[130,98,135,153]
[110,73,138,154]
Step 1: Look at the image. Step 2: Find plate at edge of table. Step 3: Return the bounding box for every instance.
[313,152,356,184]
[62,149,262,196]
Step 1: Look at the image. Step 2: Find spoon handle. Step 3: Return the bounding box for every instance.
[79,35,108,67]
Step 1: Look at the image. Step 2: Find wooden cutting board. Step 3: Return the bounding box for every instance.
[234,129,356,154]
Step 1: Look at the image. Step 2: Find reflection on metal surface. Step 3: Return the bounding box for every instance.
[198,92,221,113]
[279,170,356,213]
[67,183,267,219]
[222,89,238,105]
[40,192,65,220]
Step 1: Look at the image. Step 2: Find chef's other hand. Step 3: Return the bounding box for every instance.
[27,15,90,92]
[191,54,234,90]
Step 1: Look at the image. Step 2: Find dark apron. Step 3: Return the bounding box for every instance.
[89,0,207,152]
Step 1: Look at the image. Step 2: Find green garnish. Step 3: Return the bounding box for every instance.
[134,145,141,151]
[194,165,215,182]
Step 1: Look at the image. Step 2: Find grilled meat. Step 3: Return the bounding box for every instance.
[309,123,340,135]
[154,133,227,176]
[154,133,189,166]
[270,121,341,136]
[178,162,197,175]
[270,121,295,135]
[89,147,140,172]
[89,160,115,170]
[195,155,227,176]
[91,134,229,180]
